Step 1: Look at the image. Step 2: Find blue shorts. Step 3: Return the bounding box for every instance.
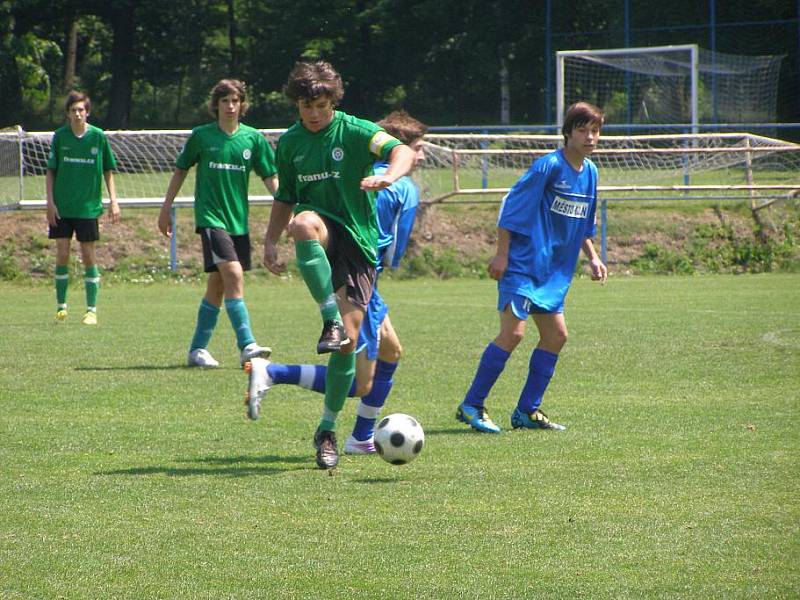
[356,288,389,360]
[498,291,563,320]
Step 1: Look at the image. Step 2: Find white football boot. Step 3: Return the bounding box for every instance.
[187,348,219,368]
[240,342,272,367]
[243,357,271,420]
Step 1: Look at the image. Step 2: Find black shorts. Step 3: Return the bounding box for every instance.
[48,217,100,242]
[198,227,252,273]
[322,216,377,312]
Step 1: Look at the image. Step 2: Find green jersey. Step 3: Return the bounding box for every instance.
[275,110,402,263]
[176,122,277,235]
[47,124,117,219]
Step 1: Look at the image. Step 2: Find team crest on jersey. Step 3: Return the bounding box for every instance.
[91,147,98,155]
[243,149,252,160]
[331,147,344,161]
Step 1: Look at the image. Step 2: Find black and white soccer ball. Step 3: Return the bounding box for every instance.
[374,413,425,465]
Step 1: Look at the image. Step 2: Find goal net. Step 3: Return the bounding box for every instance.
[556,45,784,132]
[416,132,800,205]
[0,128,283,208]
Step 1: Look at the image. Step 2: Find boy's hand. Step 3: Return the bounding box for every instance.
[108,200,121,224]
[488,253,508,281]
[157,204,172,238]
[263,241,286,275]
[360,175,393,192]
[590,258,608,284]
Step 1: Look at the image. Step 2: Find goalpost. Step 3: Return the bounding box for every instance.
[556,44,784,134]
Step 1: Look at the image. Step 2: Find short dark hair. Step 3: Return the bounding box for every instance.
[208,79,249,118]
[64,90,91,114]
[377,110,428,145]
[562,102,604,143]
[283,61,344,105]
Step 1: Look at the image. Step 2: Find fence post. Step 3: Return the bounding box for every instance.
[170,206,177,271]
[600,199,607,264]
[17,126,24,203]
[481,129,489,189]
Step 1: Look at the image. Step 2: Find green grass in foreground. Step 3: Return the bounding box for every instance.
[0,275,798,598]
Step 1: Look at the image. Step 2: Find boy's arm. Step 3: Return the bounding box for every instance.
[158,168,189,238]
[45,170,58,226]
[360,145,416,192]
[262,200,294,275]
[582,238,607,284]
[488,227,511,281]
[104,170,120,223]
[262,174,279,196]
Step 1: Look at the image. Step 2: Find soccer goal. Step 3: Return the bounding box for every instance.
[0,127,284,209]
[556,44,784,133]
[416,132,800,205]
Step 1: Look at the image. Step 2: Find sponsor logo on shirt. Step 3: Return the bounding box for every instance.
[297,171,341,183]
[209,161,246,172]
[63,156,96,165]
[331,147,344,161]
[550,195,588,219]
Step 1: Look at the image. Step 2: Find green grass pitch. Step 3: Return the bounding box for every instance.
[1,275,798,598]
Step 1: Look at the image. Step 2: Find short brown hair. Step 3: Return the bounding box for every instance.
[208,79,249,118]
[64,90,91,114]
[377,110,428,145]
[283,61,344,105]
[562,102,604,143]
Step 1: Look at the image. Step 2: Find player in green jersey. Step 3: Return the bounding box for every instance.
[158,79,278,369]
[249,61,415,469]
[46,90,119,326]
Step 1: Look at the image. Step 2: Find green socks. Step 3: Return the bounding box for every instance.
[224,297,255,350]
[55,264,69,307]
[295,240,341,323]
[319,351,356,431]
[190,299,220,352]
[84,265,100,309]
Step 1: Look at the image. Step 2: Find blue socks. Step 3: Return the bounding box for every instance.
[517,348,559,414]
[224,297,255,351]
[352,360,397,441]
[462,343,510,407]
[189,299,220,351]
[267,363,357,397]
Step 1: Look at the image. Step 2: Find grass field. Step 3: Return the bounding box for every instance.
[1,275,799,598]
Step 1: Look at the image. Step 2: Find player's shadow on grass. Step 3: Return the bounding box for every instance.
[97,454,312,478]
[423,427,478,436]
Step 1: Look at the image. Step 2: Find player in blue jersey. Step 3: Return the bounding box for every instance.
[246,111,427,455]
[456,102,608,434]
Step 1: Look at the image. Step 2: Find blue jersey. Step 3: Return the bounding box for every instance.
[497,148,598,311]
[372,161,420,270]
[357,162,420,359]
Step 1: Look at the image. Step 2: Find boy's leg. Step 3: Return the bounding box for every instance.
[79,241,99,325]
[457,305,524,433]
[187,272,222,367]
[54,238,71,317]
[511,312,568,430]
[290,213,346,353]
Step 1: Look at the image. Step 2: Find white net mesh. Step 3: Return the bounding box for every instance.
[0,129,283,207]
[2,129,798,208]
[559,46,784,128]
[416,133,800,203]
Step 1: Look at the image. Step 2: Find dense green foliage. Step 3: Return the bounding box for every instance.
[2,0,798,130]
[1,276,798,597]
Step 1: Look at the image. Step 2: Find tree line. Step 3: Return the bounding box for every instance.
[2,0,797,131]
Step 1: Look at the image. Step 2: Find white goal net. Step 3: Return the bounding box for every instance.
[557,45,784,132]
[416,132,800,205]
[0,128,283,208]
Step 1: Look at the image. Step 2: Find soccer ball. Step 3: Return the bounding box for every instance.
[374,413,424,465]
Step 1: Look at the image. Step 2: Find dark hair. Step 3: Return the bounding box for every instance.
[562,102,604,143]
[208,79,249,118]
[64,90,91,114]
[283,61,344,105]
[377,110,428,145]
